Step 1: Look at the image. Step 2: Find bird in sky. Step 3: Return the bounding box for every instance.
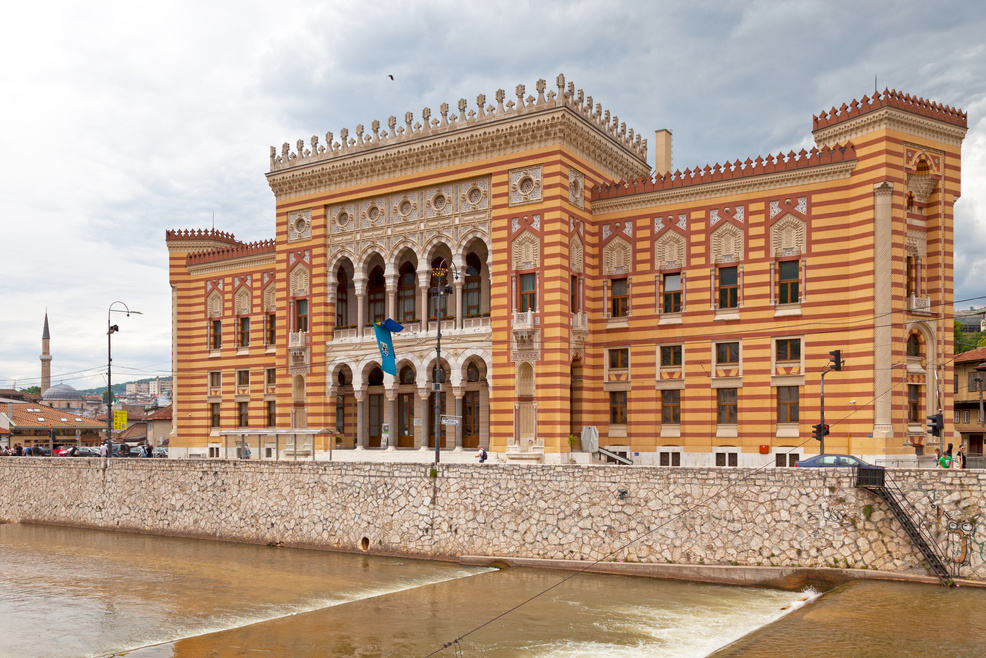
[388,75,394,81]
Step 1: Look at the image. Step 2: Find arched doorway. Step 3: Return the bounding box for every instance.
[397,365,416,448]
[292,374,307,429]
[367,366,384,448]
[462,360,483,449]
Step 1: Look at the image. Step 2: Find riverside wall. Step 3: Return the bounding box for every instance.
[1,458,985,582]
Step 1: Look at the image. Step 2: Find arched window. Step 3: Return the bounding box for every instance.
[466,361,480,382]
[337,370,347,387]
[907,334,921,358]
[399,365,415,385]
[368,266,385,324]
[464,253,482,317]
[398,263,417,322]
[429,257,449,319]
[336,268,349,327]
[368,367,384,386]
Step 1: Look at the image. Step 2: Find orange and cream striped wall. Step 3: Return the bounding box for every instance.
[167,80,965,465]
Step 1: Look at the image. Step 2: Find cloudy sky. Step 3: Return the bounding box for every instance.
[2,0,985,392]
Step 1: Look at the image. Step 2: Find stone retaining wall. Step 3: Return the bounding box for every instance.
[1,458,984,581]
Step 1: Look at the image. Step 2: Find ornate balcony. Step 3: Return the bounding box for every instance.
[333,327,359,340]
[462,315,491,330]
[908,295,931,313]
[288,331,309,348]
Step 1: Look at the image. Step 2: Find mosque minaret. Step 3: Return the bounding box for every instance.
[40,312,52,394]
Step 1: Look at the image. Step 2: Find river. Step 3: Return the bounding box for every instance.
[1,523,983,657]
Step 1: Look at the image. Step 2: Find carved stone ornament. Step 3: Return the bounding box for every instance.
[770,214,807,257]
[330,204,357,233]
[569,167,585,208]
[235,288,251,315]
[571,235,584,273]
[908,175,937,204]
[711,222,744,264]
[263,283,277,312]
[907,230,928,258]
[512,231,541,270]
[603,236,632,275]
[287,208,312,243]
[509,165,543,206]
[424,184,455,218]
[207,291,223,318]
[655,230,686,270]
[290,264,310,297]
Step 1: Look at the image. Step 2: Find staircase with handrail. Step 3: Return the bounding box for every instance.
[853,466,953,586]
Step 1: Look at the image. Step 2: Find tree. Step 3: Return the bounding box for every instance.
[20,386,40,395]
[954,319,986,355]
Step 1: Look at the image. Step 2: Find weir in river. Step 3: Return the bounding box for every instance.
[4,523,986,657]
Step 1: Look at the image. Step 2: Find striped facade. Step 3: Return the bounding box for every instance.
[167,76,966,465]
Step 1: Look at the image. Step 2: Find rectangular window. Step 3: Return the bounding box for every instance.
[609,348,629,369]
[963,410,971,424]
[716,452,738,467]
[777,386,799,423]
[237,370,250,386]
[208,446,220,458]
[955,410,961,424]
[716,342,739,365]
[210,320,222,349]
[659,451,681,466]
[610,391,627,425]
[776,338,801,362]
[970,372,981,392]
[717,388,737,424]
[209,371,221,389]
[955,375,959,395]
[210,403,221,428]
[266,314,276,345]
[266,368,276,386]
[775,453,800,467]
[519,273,537,312]
[296,299,309,333]
[907,385,920,423]
[571,275,579,312]
[238,402,249,428]
[611,278,629,317]
[778,260,799,304]
[238,317,250,347]
[266,400,276,428]
[661,345,682,366]
[661,390,680,424]
[718,266,738,309]
[663,273,682,313]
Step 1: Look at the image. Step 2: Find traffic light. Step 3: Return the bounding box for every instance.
[812,423,830,441]
[828,350,843,371]
[927,413,944,438]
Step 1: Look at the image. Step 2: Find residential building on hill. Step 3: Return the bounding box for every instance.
[166,75,966,464]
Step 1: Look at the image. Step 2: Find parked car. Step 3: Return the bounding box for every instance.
[794,454,879,468]
[153,447,168,458]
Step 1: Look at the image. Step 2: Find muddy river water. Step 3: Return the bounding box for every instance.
[1,523,984,657]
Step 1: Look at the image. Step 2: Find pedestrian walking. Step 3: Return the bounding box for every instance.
[957,445,967,469]
[476,446,488,463]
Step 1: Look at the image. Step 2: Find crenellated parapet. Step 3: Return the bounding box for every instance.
[813,88,967,131]
[594,144,856,200]
[185,239,276,266]
[269,73,647,172]
[165,228,239,244]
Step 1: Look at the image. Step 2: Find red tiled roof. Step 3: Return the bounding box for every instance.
[955,346,986,365]
[117,422,148,440]
[2,403,104,429]
[146,405,172,421]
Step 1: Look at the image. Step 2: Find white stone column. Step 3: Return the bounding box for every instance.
[386,267,397,323]
[418,388,430,449]
[354,390,366,449]
[354,275,367,338]
[873,181,895,439]
[418,271,431,326]
[453,386,464,449]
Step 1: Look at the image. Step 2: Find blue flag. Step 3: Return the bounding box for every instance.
[373,319,404,376]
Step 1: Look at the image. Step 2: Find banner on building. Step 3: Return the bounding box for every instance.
[113,410,128,431]
[373,319,404,376]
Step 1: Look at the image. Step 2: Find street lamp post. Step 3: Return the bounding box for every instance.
[430,260,458,467]
[107,302,142,455]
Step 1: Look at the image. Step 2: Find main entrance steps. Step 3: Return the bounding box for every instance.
[853,466,953,586]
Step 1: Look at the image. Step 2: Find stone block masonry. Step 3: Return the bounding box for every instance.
[1,458,984,582]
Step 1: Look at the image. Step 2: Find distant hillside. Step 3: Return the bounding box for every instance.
[75,376,171,397]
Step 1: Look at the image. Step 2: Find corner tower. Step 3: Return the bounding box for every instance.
[40,312,52,394]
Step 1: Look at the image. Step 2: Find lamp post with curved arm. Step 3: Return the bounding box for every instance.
[106,302,142,455]
[430,260,458,466]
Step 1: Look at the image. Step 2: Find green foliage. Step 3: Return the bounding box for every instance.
[20,386,40,395]
[955,320,986,354]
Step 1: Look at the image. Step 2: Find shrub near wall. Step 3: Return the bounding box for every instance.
[0,458,983,581]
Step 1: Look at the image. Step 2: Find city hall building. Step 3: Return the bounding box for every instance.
[166,74,966,464]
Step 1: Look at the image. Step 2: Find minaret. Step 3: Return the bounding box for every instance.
[40,312,52,394]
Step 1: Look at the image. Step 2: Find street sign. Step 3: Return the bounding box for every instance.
[440,416,460,426]
[113,410,128,430]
